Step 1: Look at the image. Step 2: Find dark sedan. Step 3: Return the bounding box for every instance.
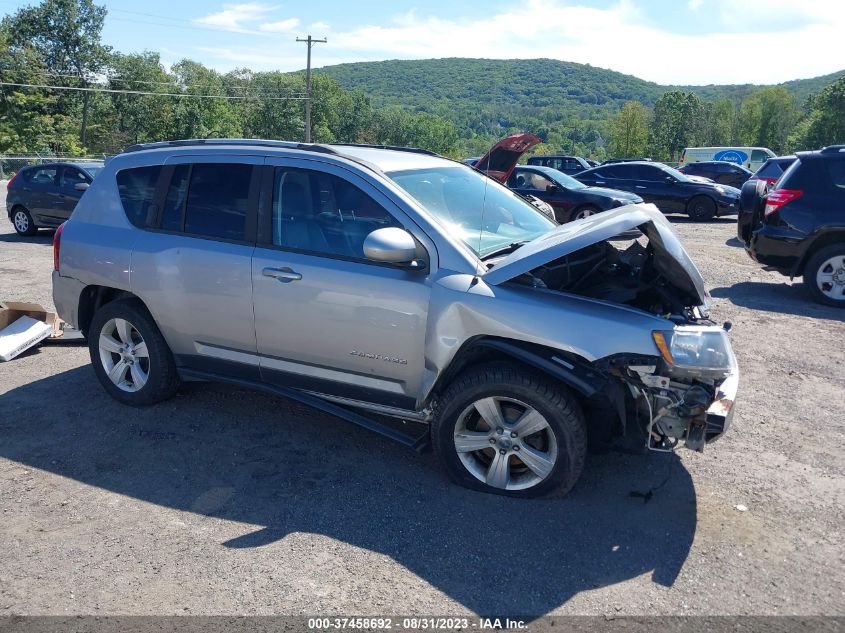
[507,165,642,223]
[574,161,740,220]
[6,161,104,236]
[677,161,752,188]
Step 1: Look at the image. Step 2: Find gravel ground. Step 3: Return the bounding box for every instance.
[1,192,843,618]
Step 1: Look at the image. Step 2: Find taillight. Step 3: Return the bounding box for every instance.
[6,173,17,190]
[53,222,65,271]
[764,189,803,217]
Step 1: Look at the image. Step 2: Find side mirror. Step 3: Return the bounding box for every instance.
[665,176,676,184]
[546,184,560,193]
[74,182,90,191]
[363,227,419,266]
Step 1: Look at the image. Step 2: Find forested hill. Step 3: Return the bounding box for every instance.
[318,57,843,120]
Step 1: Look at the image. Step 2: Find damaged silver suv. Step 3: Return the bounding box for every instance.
[52,139,739,497]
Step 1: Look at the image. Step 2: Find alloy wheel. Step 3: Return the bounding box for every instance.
[13,210,29,233]
[453,396,558,491]
[574,208,596,220]
[98,318,150,392]
[816,255,845,301]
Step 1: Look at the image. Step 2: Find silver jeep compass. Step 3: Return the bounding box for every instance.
[52,139,739,497]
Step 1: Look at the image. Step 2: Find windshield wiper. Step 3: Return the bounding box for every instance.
[481,240,531,261]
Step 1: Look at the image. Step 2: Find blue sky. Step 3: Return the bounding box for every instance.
[2,0,843,84]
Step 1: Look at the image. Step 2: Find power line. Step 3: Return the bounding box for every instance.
[0,81,309,100]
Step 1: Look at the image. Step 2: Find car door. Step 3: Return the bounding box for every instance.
[251,159,434,410]
[129,156,262,379]
[56,166,88,221]
[632,165,682,212]
[510,168,573,221]
[23,165,59,223]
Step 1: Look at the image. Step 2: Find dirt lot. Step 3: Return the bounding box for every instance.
[1,194,843,618]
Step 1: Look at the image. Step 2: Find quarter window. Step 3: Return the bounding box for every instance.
[183,164,253,241]
[116,165,162,228]
[271,168,400,260]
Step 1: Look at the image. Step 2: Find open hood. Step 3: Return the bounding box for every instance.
[474,133,542,183]
[482,204,710,308]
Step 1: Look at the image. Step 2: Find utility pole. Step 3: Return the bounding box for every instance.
[296,35,327,143]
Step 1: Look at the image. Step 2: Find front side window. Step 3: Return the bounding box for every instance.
[519,170,555,192]
[751,149,770,163]
[60,168,87,189]
[116,165,162,227]
[183,163,253,241]
[389,165,554,258]
[271,168,400,260]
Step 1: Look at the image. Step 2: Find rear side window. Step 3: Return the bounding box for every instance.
[756,161,785,180]
[825,160,845,190]
[183,164,254,241]
[116,166,162,228]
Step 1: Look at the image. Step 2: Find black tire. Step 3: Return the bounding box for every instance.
[803,244,845,308]
[88,298,180,406]
[11,206,38,236]
[432,362,587,498]
[569,205,601,222]
[686,195,717,221]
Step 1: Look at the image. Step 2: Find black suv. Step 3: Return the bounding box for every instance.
[6,161,104,235]
[741,145,845,306]
[575,161,740,220]
[677,161,752,188]
[526,155,591,176]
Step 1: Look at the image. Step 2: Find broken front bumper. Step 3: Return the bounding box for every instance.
[703,367,739,443]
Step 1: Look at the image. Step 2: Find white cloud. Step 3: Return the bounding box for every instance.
[259,18,301,33]
[192,0,845,84]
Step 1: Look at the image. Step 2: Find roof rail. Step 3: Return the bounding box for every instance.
[122,138,340,155]
[329,143,440,157]
[820,145,845,154]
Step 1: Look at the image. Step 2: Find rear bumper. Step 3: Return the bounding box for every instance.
[52,270,85,331]
[745,226,804,275]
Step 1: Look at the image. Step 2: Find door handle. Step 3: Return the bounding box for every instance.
[635,186,647,189]
[262,267,302,283]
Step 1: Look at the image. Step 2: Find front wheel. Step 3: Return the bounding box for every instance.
[686,195,717,221]
[432,363,587,498]
[570,205,600,222]
[804,245,845,307]
[88,298,180,405]
[12,207,38,236]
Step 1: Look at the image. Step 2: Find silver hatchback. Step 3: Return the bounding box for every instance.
[52,140,738,497]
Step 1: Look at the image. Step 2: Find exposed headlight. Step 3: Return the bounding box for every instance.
[612,198,633,206]
[652,326,736,378]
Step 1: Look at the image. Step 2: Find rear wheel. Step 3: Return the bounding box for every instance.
[686,195,717,221]
[88,299,180,405]
[432,363,587,498]
[12,207,38,236]
[804,245,845,307]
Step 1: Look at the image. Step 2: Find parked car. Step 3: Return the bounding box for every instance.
[6,162,104,236]
[601,157,652,165]
[740,145,845,307]
[574,161,740,220]
[507,165,642,222]
[677,161,753,189]
[526,155,592,176]
[679,146,775,171]
[748,156,796,185]
[584,158,600,168]
[52,139,738,498]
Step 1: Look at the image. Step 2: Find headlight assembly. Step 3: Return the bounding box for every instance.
[652,326,736,378]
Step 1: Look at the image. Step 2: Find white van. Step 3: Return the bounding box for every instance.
[679,147,776,171]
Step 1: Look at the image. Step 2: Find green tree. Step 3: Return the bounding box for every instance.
[169,60,240,139]
[1,0,110,146]
[700,98,735,146]
[788,75,845,150]
[609,100,649,157]
[649,91,704,161]
[736,87,798,153]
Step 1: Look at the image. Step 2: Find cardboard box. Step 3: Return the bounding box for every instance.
[0,302,64,361]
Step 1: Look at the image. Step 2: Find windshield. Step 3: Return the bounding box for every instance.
[540,167,587,190]
[661,165,691,183]
[79,165,103,178]
[388,166,555,258]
